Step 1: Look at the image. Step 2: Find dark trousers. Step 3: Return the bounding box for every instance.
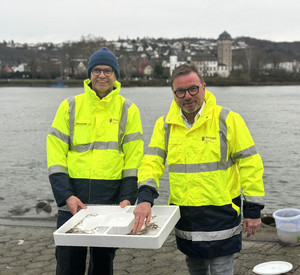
[56,246,116,275]
[56,210,116,275]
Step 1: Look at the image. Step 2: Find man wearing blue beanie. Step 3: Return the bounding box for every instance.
[87,47,120,79]
[47,47,144,274]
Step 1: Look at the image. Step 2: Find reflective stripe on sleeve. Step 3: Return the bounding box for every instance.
[146,146,167,160]
[244,195,265,205]
[232,145,257,163]
[138,178,157,189]
[175,224,242,242]
[48,127,70,144]
[123,132,143,145]
[48,165,68,176]
[122,168,138,178]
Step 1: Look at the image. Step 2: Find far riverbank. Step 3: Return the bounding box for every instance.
[1,78,300,87]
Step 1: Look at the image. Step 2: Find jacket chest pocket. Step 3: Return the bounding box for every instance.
[168,137,183,163]
[73,120,92,145]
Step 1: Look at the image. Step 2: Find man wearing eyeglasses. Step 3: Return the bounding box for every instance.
[47,47,143,275]
[133,63,265,274]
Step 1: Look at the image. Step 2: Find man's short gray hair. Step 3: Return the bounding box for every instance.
[171,63,204,89]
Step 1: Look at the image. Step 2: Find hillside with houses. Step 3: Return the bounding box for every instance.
[1,31,300,86]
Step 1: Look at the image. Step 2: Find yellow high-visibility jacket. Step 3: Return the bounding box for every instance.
[47,79,143,208]
[138,90,265,258]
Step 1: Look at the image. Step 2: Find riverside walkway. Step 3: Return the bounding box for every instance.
[1,218,299,275]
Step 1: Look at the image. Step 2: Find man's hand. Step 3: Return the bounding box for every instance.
[119,200,131,208]
[66,195,87,215]
[243,218,262,237]
[132,202,152,234]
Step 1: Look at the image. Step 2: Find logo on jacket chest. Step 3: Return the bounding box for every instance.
[109,118,119,124]
[202,136,217,143]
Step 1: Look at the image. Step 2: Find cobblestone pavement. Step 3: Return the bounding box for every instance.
[1,220,299,275]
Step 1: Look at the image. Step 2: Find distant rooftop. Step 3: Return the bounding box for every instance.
[218,31,232,41]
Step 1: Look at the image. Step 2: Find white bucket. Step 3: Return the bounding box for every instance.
[273,208,300,246]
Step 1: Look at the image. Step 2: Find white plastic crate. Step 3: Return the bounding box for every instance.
[53,205,180,249]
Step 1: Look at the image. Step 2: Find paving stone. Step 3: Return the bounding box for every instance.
[1,223,300,274]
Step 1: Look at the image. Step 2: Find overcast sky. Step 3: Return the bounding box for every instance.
[1,0,300,44]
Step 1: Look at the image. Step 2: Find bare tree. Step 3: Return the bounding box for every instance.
[118,54,139,79]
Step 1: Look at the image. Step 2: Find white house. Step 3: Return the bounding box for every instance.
[12,63,28,72]
[262,61,300,73]
[170,56,230,78]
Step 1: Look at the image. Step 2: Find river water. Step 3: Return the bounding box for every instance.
[0,85,299,218]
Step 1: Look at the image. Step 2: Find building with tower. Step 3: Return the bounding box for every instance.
[169,31,233,78]
[217,31,233,71]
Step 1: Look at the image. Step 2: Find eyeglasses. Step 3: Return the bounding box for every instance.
[91,68,114,77]
[173,85,202,99]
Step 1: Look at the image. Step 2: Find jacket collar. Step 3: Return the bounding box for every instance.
[166,90,216,126]
[83,79,121,105]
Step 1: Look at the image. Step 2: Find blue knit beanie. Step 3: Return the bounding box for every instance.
[87,47,120,79]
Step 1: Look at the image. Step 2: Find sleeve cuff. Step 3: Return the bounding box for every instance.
[243,201,264,219]
[119,176,138,205]
[137,185,159,206]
